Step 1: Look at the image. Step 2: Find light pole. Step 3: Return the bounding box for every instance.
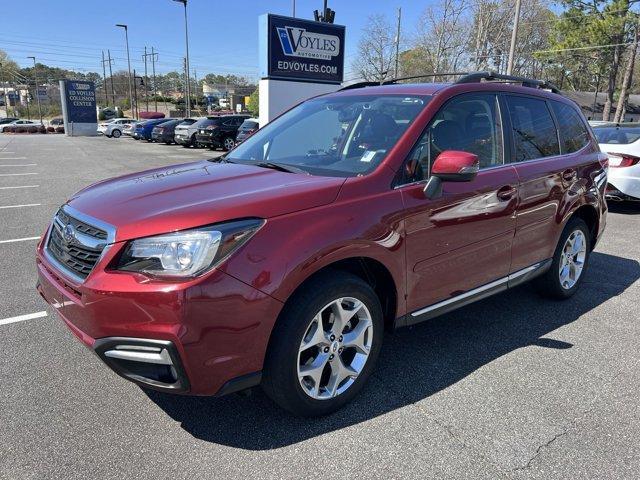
[116,24,135,118]
[173,0,191,117]
[27,56,43,124]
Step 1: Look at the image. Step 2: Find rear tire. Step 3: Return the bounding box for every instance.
[223,136,235,151]
[262,271,383,417]
[535,217,591,299]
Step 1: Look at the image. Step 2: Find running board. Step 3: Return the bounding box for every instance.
[405,260,551,326]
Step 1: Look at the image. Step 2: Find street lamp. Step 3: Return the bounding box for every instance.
[116,24,135,118]
[27,56,43,124]
[173,0,191,117]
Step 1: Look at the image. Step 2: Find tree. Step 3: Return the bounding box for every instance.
[247,88,259,116]
[351,14,396,83]
[549,0,636,120]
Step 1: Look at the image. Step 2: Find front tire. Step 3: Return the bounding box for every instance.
[112,129,121,138]
[262,271,383,417]
[535,216,591,299]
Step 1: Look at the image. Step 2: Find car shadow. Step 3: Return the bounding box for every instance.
[143,251,639,450]
[607,201,640,215]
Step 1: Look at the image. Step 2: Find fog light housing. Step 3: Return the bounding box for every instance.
[94,337,189,392]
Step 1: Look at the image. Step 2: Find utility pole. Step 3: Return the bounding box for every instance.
[183,57,188,115]
[142,46,149,112]
[173,0,191,117]
[193,68,198,110]
[292,0,296,17]
[506,0,521,75]
[101,50,108,106]
[151,47,158,112]
[107,50,115,106]
[116,24,134,118]
[27,56,43,124]
[394,7,401,78]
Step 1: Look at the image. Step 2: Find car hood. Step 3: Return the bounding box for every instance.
[67,160,345,242]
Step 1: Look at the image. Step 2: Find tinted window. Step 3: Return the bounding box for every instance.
[180,119,197,125]
[402,93,503,183]
[551,101,589,153]
[240,120,258,130]
[593,126,640,145]
[194,118,217,128]
[229,94,429,177]
[506,96,559,161]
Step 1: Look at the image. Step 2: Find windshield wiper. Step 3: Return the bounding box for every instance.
[253,162,308,174]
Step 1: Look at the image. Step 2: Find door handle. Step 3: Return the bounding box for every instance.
[562,169,577,181]
[497,185,517,201]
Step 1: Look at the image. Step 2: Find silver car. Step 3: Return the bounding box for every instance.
[174,117,204,147]
[98,118,135,138]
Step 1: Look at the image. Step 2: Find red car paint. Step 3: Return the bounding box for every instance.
[36,81,607,396]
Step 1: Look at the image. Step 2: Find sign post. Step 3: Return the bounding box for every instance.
[258,14,345,126]
[59,80,98,136]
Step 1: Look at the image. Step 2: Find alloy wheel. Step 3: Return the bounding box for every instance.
[297,297,373,400]
[224,137,235,150]
[559,229,587,290]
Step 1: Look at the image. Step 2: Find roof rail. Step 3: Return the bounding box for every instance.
[456,71,561,94]
[339,72,469,91]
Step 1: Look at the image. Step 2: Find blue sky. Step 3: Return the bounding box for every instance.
[1,0,429,82]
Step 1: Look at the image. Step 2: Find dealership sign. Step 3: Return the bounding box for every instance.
[61,80,97,123]
[260,14,345,84]
[59,80,98,136]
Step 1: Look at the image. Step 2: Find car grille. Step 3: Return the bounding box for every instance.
[46,208,109,279]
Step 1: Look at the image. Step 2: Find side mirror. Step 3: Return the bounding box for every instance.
[424,150,479,199]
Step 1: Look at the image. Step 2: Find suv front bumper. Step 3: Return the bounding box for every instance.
[35,235,283,396]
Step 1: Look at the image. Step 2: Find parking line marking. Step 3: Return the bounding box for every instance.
[0,236,41,244]
[0,203,41,209]
[0,311,48,327]
[0,164,37,167]
[0,173,38,176]
[0,157,27,160]
[0,185,39,190]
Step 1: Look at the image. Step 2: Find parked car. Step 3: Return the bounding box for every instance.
[0,117,18,125]
[593,123,640,201]
[98,118,135,138]
[151,119,183,144]
[36,73,607,417]
[132,118,168,141]
[234,118,259,145]
[1,119,40,132]
[174,117,206,147]
[194,114,250,150]
[123,121,139,138]
[50,117,64,127]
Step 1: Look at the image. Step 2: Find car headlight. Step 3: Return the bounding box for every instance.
[116,219,264,278]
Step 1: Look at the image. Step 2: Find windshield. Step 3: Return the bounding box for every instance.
[594,126,640,144]
[228,94,430,177]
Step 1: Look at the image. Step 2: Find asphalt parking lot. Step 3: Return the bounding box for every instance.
[0,134,639,479]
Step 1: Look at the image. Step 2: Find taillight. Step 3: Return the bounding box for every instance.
[607,152,640,168]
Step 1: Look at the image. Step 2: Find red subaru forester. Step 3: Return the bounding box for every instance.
[37,73,607,416]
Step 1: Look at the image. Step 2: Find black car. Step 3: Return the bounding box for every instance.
[151,119,183,144]
[194,114,250,150]
[0,117,18,125]
[235,118,259,144]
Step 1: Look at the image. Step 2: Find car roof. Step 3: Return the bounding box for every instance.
[324,81,568,103]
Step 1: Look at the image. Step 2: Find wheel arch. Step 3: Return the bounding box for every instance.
[569,204,599,251]
[278,256,399,332]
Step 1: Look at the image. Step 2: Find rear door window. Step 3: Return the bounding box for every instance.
[551,101,589,153]
[505,95,560,161]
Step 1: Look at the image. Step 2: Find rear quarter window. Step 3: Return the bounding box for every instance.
[551,101,590,153]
